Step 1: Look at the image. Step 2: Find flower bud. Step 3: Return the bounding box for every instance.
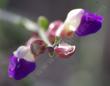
[54,42,76,59]
[27,37,46,56]
[37,16,49,31]
[48,20,63,44]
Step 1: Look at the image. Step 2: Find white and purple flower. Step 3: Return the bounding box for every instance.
[63,8,103,37]
[8,46,36,80]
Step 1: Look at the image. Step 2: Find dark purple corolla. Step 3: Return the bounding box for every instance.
[75,10,103,36]
[8,46,36,80]
[8,55,36,80]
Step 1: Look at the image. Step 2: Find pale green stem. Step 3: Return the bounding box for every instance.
[0,9,52,47]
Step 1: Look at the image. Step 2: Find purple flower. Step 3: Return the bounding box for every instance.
[75,10,103,36]
[63,9,103,37]
[8,55,36,80]
[8,46,36,80]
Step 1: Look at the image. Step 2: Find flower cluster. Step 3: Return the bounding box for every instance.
[8,8,103,80]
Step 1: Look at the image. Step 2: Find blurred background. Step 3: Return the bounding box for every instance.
[0,0,109,86]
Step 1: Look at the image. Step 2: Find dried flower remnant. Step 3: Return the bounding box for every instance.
[8,8,103,80]
[54,42,76,58]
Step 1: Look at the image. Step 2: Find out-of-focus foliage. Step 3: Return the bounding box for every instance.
[0,0,8,8]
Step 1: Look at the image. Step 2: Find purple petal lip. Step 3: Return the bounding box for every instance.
[8,55,36,80]
[75,11,103,36]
